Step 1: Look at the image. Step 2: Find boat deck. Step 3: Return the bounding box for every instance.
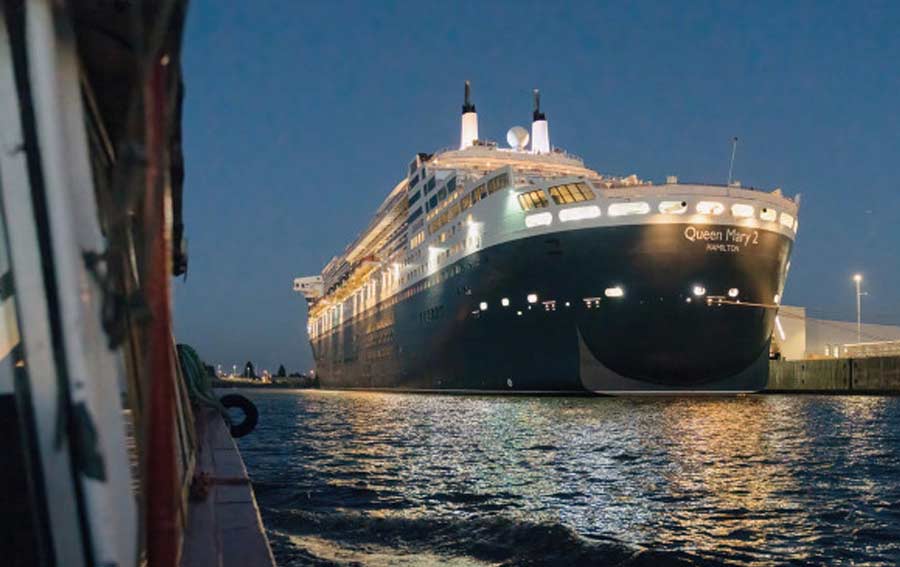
[181,408,275,567]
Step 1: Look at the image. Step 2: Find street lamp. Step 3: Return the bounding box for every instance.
[853,274,866,343]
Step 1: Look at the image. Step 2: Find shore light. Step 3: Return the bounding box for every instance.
[853,274,866,343]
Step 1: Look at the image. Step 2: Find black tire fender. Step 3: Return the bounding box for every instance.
[219,394,258,438]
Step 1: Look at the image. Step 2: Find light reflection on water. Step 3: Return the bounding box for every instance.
[237,391,900,566]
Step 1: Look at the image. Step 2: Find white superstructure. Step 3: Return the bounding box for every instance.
[298,83,800,342]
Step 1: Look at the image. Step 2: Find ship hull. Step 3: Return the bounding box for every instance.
[310,222,793,394]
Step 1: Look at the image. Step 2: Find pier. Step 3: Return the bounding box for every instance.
[767,356,900,393]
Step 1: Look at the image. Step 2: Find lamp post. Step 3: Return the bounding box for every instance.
[853,274,864,343]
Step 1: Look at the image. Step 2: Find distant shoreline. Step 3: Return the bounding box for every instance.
[212,378,317,390]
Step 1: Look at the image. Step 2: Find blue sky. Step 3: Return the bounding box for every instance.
[175,1,900,373]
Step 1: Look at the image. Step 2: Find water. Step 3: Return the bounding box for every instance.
[235,391,900,566]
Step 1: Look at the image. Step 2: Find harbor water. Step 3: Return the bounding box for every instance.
[236,391,900,566]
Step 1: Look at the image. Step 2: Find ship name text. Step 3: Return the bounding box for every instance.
[683,226,759,253]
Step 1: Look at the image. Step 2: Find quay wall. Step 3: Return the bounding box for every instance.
[766,356,900,393]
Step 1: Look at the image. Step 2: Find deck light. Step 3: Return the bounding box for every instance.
[692,285,706,296]
[501,298,510,307]
[527,293,538,304]
[479,301,488,311]
[604,286,624,298]
[728,288,739,298]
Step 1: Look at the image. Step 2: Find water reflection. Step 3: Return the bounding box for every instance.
[239,392,900,565]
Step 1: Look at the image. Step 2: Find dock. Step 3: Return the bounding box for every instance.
[766,356,900,393]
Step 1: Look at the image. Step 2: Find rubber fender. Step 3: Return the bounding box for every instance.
[219,394,258,438]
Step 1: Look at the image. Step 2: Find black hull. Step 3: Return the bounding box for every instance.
[310,223,792,393]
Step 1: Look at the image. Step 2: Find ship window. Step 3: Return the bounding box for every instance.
[658,200,687,214]
[425,177,437,194]
[487,172,510,194]
[517,189,549,211]
[408,207,422,222]
[608,202,650,216]
[731,203,754,218]
[438,187,447,202]
[525,212,553,228]
[779,212,795,228]
[696,201,725,215]
[461,193,473,210]
[559,205,601,222]
[475,184,488,201]
[409,174,419,188]
[549,182,595,204]
[760,207,777,221]
[427,195,438,211]
[408,191,421,206]
[447,176,457,192]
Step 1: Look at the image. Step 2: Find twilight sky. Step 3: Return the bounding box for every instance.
[174,1,900,373]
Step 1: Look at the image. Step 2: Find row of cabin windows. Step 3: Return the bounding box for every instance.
[426,189,459,222]
[424,176,456,213]
[319,253,477,337]
[408,190,421,206]
[459,171,510,211]
[428,172,509,238]
[408,206,423,223]
[517,182,595,211]
[549,182,595,204]
[518,189,549,211]
[419,305,444,323]
[428,201,462,235]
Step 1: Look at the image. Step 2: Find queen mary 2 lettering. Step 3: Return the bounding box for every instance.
[294,82,800,394]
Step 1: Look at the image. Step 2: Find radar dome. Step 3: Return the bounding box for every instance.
[506,126,530,150]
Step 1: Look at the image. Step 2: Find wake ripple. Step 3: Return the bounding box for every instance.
[264,508,719,566]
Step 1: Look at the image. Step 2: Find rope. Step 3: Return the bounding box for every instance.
[176,344,230,424]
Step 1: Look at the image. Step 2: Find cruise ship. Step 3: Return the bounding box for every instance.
[294,83,800,394]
